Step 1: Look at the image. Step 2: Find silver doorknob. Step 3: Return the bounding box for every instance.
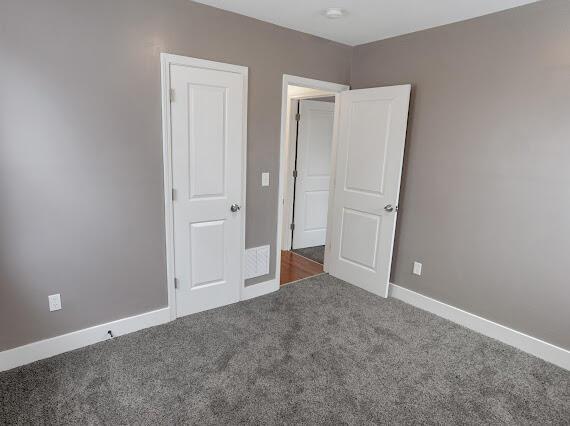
[384,204,395,212]
[230,203,241,213]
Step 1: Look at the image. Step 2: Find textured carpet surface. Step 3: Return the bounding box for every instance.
[1,274,569,424]
[293,245,325,264]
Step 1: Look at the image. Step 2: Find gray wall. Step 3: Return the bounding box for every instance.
[351,0,570,350]
[0,0,351,350]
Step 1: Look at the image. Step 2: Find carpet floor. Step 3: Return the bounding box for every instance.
[292,245,325,264]
[1,274,568,424]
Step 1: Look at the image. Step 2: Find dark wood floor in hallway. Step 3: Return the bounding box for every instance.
[280,250,323,285]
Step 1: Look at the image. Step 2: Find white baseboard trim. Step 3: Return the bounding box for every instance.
[241,278,279,301]
[0,307,170,372]
[389,283,570,371]
[0,277,280,373]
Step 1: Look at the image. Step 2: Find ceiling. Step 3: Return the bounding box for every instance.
[192,0,539,46]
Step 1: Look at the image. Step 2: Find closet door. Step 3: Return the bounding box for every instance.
[170,63,246,316]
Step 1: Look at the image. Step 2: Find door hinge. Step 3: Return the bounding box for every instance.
[170,88,175,103]
[295,113,301,122]
[172,188,176,201]
[290,223,295,231]
[174,278,179,289]
[292,170,298,178]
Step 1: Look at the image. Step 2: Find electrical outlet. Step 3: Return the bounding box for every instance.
[48,294,62,311]
[413,262,422,276]
[261,172,270,187]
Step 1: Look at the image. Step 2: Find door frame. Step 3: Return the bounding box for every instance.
[276,75,349,285]
[160,53,248,320]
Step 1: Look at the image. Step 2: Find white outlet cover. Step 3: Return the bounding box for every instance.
[262,172,270,187]
[48,293,62,311]
[413,262,422,276]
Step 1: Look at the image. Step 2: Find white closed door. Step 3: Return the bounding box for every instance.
[327,85,411,297]
[170,63,246,317]
[292,100,335,249]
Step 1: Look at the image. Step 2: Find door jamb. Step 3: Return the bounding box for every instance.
[276,75,349,285]
[160,53,249,321]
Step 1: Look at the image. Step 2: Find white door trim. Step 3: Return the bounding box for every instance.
[276,75,349,285]
[161,53,248,320]
[0,308,171,372]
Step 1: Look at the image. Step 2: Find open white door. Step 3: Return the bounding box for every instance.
[327,85,411,297]
[170,62,246,317]
[292,100,335,249]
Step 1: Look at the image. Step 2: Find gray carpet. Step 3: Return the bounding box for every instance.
[1,275,568,424]
[293,245,325,264]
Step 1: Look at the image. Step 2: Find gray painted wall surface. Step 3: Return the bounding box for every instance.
[351,0,570,350]
[0,0,351,351]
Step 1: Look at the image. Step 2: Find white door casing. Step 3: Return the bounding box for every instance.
[292,100,335,249]
[170,63,246,317]
[327,85,411,297]
[276,75,349,285]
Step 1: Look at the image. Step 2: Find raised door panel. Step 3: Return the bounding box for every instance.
[306,109,334,177]
[304,191,329,231]
[339,208,380,270]
[344,100,391,196]
[188,85,227,199]
[190,221,225,287]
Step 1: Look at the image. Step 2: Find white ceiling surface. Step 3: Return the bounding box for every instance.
[192,0,539,46]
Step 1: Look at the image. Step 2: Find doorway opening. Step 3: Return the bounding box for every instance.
[276,76,349,286]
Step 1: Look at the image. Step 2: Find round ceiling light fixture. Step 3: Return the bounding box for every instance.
[323,7,348,19]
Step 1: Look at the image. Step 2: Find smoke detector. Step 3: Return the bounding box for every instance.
[323,8,348,19]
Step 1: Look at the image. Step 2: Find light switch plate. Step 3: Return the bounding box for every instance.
[261,172,270,187]
[413,261,422,276]
[49,294,62,311]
